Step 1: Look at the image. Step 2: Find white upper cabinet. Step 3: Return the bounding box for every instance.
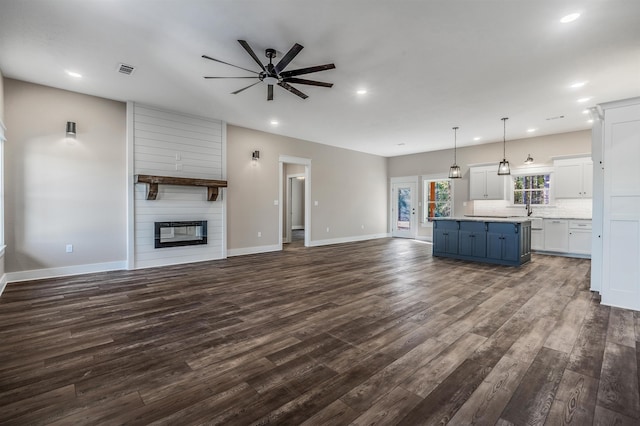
[469,165,506,200]
[554,157,593,198]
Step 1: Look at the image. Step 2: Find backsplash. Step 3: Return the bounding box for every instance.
[473,198,592,219]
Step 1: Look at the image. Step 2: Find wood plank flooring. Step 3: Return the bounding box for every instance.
[1,237,639,425]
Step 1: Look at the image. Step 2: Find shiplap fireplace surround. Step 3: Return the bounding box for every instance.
[127,103,227,270]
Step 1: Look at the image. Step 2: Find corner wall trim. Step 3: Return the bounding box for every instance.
[5,261,127,284]
[310,233,390,247]
[227,244,281,257]
[0,274,7,297]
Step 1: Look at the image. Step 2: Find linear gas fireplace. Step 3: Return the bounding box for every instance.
[154,221,207,249]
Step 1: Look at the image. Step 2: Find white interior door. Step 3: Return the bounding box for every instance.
[391,180,417,238]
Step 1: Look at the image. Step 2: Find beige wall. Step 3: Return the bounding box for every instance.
[227,125,388,249]
[0,68,4,123]
[4,79,126,272]
[388,130,591,238]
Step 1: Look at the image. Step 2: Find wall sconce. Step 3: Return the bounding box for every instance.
[524,154,534,165]
[252,150,260,161]
[66,121,77,137]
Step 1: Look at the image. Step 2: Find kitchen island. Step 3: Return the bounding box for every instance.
[432,217,532,266]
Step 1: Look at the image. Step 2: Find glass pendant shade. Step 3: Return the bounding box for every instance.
[497,117,510,175]
[498,159,511,175]
[449,126,462,179]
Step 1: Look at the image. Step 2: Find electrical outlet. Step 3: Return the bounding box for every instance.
[326,227,330,233]
[175,164,183,171]
[314,201,319,206]
[361,225,365,229]
[257,232,262,237]
[66,244,73,253]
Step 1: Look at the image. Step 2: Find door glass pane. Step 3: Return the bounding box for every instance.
[397,187,411,230]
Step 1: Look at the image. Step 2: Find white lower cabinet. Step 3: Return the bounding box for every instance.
[568,220,592,255]
[544,220,569,252]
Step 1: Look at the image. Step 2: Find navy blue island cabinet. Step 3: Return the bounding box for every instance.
[433,218,531,266]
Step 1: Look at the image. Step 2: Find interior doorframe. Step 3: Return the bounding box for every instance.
[279,155,311,248]
[285,173,306,243]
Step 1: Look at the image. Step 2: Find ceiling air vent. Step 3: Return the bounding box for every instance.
[117,63,135,75]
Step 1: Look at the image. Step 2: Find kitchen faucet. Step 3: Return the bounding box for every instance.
[525,197,533,216]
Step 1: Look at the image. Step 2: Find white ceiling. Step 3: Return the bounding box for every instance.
[1,0,639,157]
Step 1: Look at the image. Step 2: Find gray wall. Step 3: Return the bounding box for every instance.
[227,125,388,249]
[0,68,4,282]
[2,76,593,275]
[4,78,127,272]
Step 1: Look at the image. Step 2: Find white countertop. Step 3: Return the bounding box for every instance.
[434,216,532,223]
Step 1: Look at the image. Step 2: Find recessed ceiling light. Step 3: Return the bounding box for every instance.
[66,70,82,78]
[526,128,536,133]
[356,89,367,95]
[396,142,405,146]
[570,81,587,89]
[577,97,592,103]
[582,109,590,114]
[587,119,594,123]
[560,13,581,23]
[270,120,279,125]
[473,137,481,141]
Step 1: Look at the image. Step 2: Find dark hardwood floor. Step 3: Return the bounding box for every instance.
[1,238,639,425]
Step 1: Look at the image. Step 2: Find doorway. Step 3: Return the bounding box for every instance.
[279,155,311,248]
[391,177,418,238]
[285,173,305,245]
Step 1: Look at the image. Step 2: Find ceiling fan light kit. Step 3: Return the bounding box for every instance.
[203,40,335,101]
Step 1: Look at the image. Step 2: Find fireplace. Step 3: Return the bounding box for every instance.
[154,221,207,249]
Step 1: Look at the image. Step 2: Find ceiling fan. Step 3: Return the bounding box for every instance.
[203,40,335,101]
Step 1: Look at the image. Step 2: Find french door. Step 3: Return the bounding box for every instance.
[391,179,417,238]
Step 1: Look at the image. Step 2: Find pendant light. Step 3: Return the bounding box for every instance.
[449,126,462,179]
[497,117,510,175]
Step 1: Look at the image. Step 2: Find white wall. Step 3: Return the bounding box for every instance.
[4,78,126,276]
[131,104,226,268]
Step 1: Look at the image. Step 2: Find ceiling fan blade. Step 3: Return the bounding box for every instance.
[204,76,258,79]
[282,77,333,88]
[238,40,267,73]
[267,84,274,101]
[231,81,261,95]
[202,55,259,74]
[275,43,304,74]
[278,81,308,99]
[279,63,336,78]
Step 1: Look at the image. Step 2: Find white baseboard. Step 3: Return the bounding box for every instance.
[227,244,281,257]
[310,233,390,247]
[5,261,127,284]
[414,235,433,242]
[292,226,304,230]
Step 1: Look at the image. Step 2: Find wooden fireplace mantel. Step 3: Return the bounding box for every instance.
[134,174,228,201]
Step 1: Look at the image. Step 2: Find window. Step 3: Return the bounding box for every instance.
[513,174,550,205]
[424,179,453,222]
